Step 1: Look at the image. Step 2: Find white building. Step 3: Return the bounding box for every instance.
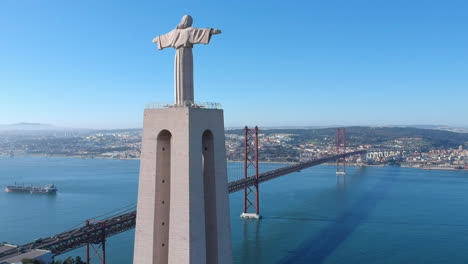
[0,245,52,264]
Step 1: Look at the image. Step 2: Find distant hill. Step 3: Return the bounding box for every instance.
[250,125,468,134]
[342,127,468,149]
[0,123,57,131]
[0,123,91,137]
[227,126,468,150]
[392,125,468,134]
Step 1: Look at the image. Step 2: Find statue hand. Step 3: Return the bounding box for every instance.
[211,29,222,35]
[152,37,159,43]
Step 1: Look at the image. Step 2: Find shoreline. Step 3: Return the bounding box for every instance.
[0,153,140,161]
[401,165,468,171]
[0,154,297,164]
[1,154,466,171]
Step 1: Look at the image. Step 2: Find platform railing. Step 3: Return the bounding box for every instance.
[145,101,222,109]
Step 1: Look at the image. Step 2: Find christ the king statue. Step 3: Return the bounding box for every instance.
[153,15,221,106]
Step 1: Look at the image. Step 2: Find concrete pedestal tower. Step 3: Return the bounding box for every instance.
[133,15,232,264]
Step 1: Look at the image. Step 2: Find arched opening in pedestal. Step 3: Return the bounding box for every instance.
[154,129,171,264]
[202,129,218,264]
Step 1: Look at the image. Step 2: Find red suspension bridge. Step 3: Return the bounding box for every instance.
[0,128,366,264]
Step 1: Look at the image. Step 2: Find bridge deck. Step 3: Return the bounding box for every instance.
[228,150,366,193]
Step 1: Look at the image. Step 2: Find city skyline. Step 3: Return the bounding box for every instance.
[1,0,467,129]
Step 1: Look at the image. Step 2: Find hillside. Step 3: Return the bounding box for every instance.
[228,126,468,151]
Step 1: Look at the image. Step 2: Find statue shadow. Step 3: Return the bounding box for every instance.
[278,175,392,264]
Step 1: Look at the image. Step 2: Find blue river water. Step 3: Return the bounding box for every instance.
[1,156,468,263]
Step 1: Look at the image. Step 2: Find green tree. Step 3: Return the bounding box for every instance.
[63,257,74,264]
[74,256,85,264]
[51,256,85,264]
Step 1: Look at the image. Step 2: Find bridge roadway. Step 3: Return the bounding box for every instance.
[228,150,366,193]
[0,150,366,261]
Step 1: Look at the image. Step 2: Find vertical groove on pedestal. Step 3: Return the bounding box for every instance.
[154,130,171,264]
[202,130,218,264]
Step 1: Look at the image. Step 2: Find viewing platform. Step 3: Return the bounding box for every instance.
[145,101,222,109]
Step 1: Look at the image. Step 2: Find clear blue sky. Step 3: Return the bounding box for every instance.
[1,0,467,129]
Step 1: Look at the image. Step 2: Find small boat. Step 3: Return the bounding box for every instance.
[5,183,58,194]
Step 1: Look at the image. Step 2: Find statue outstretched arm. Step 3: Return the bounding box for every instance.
[211,28,222,35]
[152,32,174,50]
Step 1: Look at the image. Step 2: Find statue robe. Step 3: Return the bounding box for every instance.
[155,27,213,105]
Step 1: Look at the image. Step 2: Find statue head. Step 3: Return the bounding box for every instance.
[177,15,193,29]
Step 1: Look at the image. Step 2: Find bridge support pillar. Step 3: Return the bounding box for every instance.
[85,220,106,264]
[336,128,347,176]
[241,126,261,220]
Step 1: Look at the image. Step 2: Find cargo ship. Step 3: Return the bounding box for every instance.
[5,183,57,194]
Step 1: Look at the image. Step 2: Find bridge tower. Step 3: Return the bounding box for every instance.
[240,126,260,219]
[336,128,347,176]
[85,220,106,264]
